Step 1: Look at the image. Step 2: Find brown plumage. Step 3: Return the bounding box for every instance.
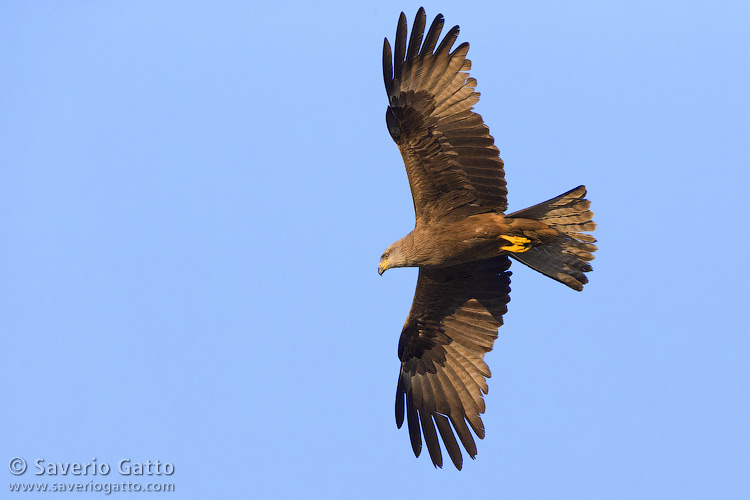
[379,8,598,470]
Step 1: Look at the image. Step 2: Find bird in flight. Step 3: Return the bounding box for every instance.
[379,7,597,470]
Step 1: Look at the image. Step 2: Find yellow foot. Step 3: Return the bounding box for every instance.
[500,235,531,253]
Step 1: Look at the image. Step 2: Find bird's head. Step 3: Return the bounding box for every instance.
[378,244,400,276]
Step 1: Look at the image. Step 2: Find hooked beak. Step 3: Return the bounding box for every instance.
[378,260,389,276]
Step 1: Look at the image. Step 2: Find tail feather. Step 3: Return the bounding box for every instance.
[509,185,597,291]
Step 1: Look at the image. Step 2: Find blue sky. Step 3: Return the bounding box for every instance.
[2,1,748,498]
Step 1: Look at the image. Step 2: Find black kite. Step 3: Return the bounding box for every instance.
[379,8,597,470]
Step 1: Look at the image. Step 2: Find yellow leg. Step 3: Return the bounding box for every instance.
[500,235,531,253]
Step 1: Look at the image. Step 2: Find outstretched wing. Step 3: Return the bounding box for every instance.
[383,8,507,224]
[396,257,511,469]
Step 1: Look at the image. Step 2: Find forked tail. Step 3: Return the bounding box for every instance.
[508,185,597,291]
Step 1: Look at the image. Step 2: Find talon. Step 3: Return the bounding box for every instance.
[500,235,531,253]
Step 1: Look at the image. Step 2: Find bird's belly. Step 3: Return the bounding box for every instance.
[413,216,512,267]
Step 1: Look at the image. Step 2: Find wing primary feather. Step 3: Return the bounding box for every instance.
[412,14,444,92]
[419,412,443,468]
[435,414,463,470]
[466,411,486,440]
[432,368,466,469]
[435,24,460,57]
[420,14,444,56]
[406,7,426,64]
[383,38,393,98]
[416,370,443,467]
[393,12,407,84]
[406,390,422,457]
[395,376,405,428]
[450,415,478,458]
